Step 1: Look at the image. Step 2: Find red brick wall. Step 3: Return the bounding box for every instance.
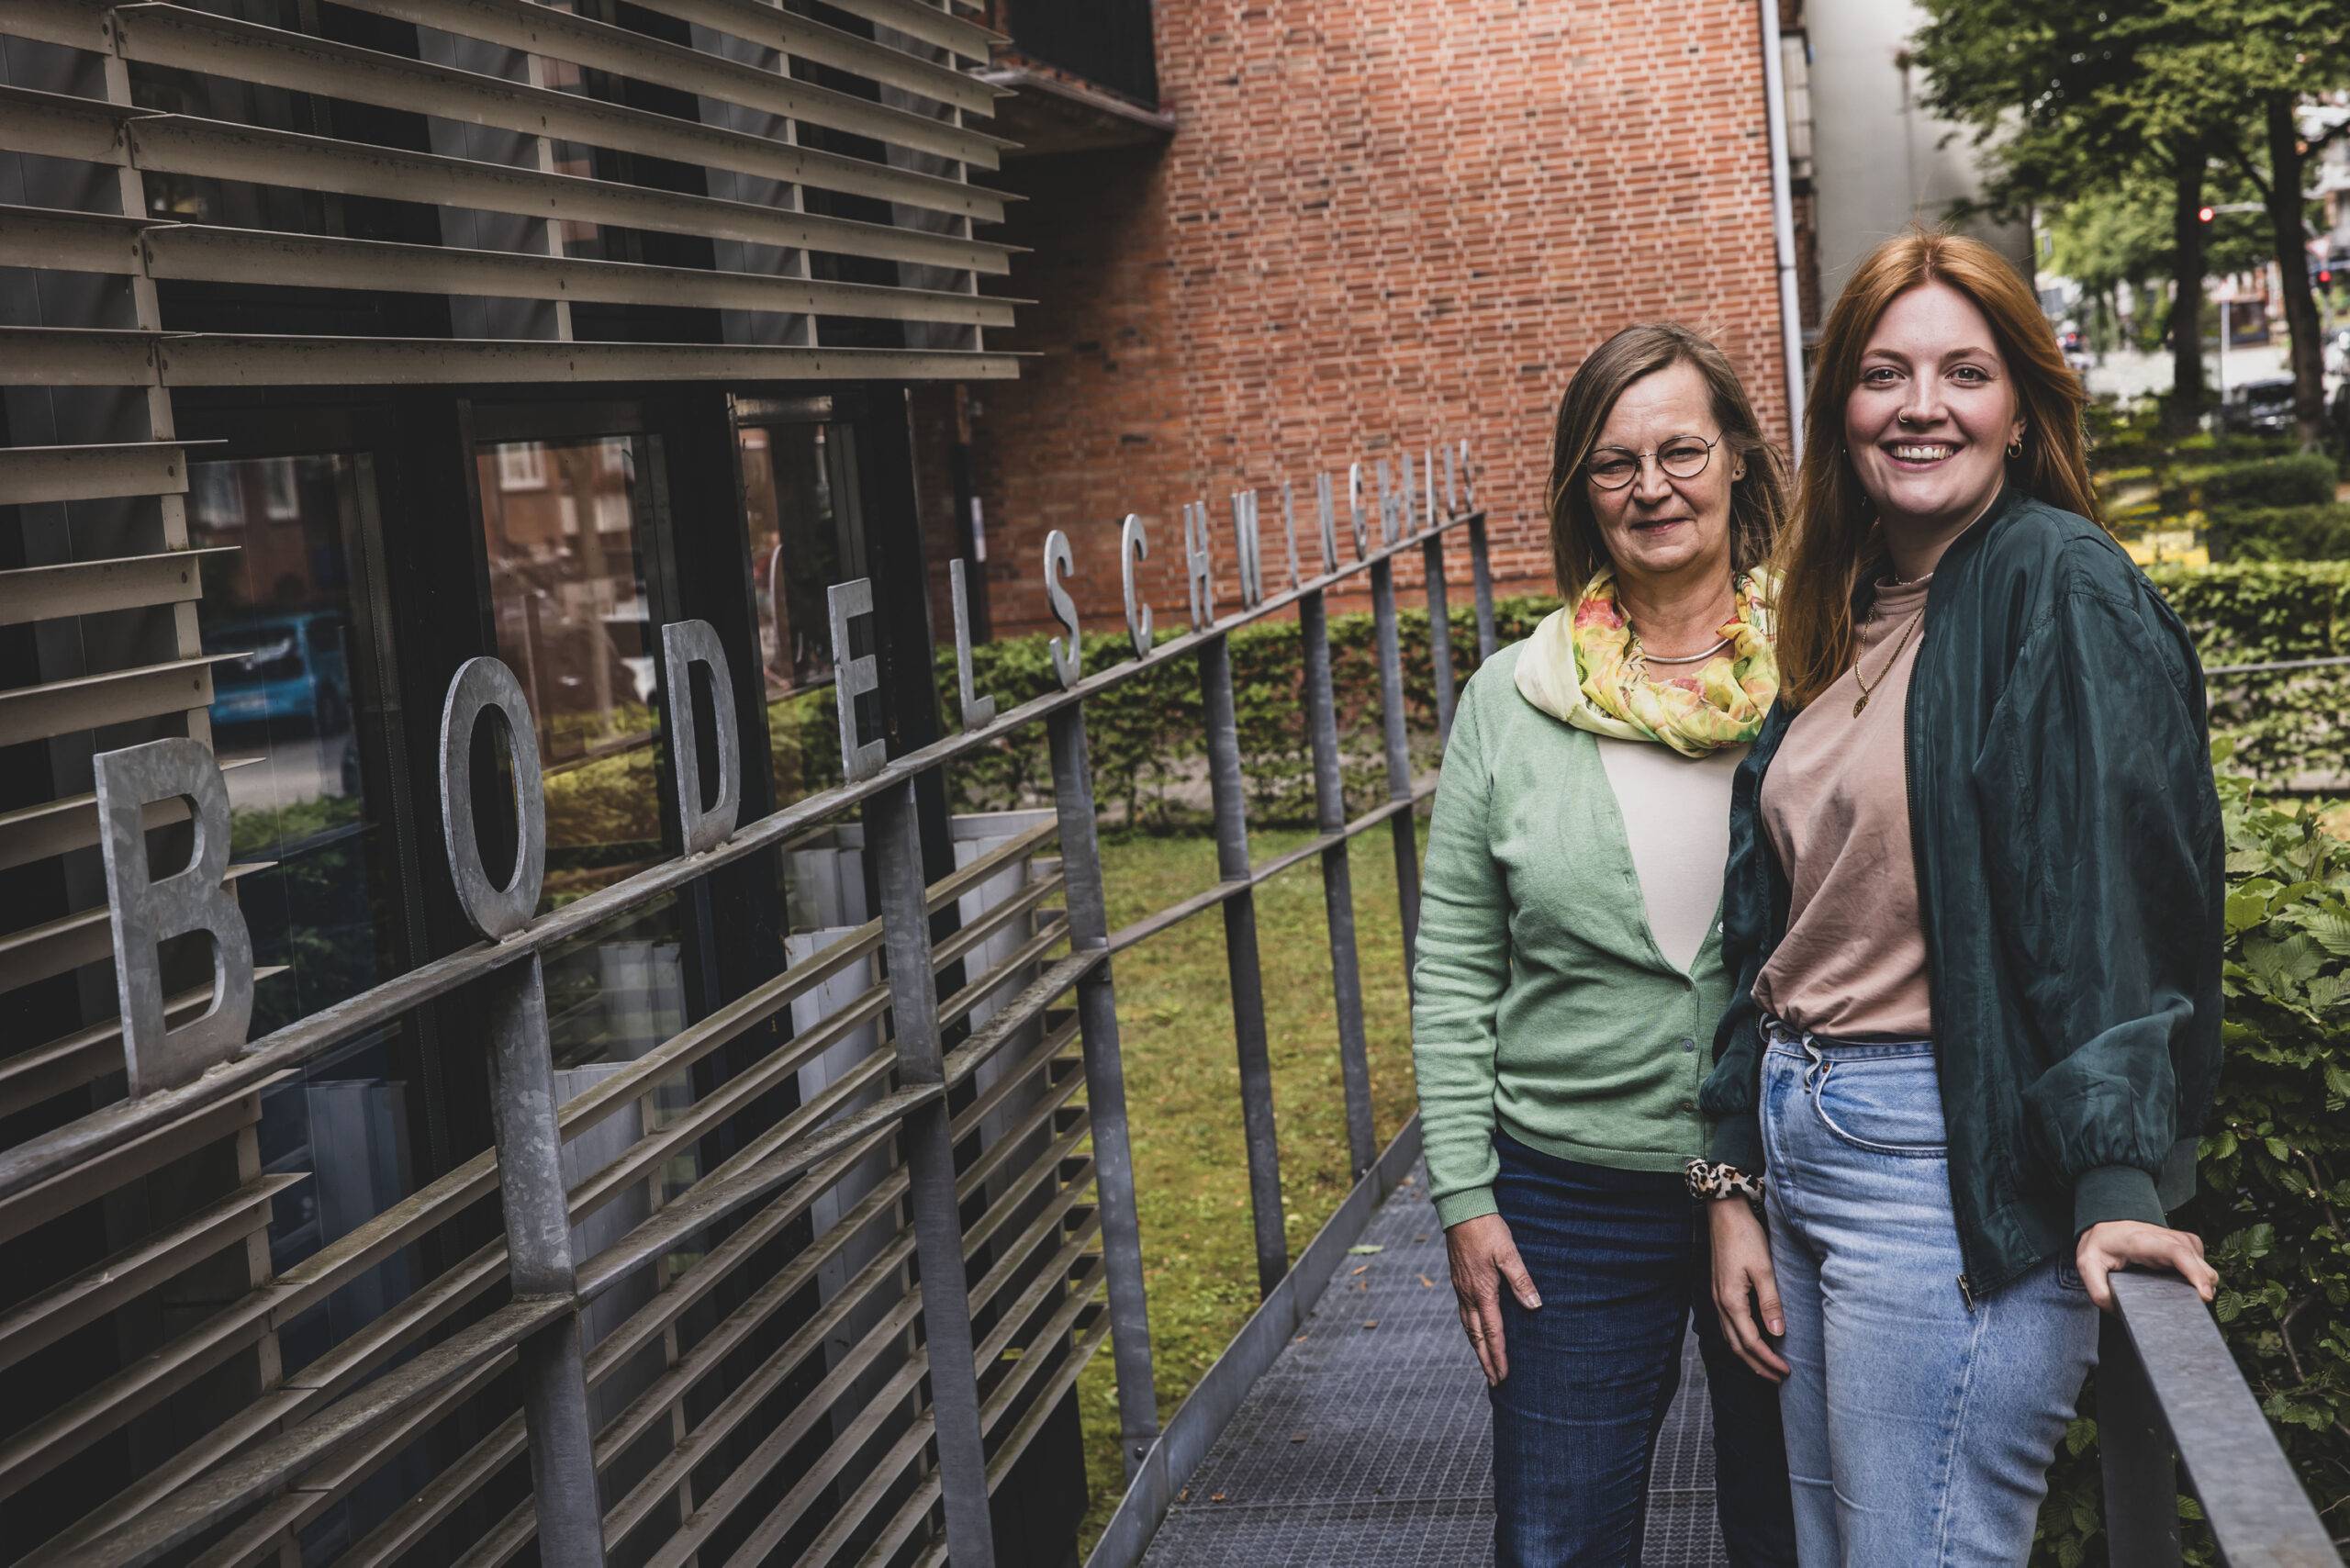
[957,0,1794,639]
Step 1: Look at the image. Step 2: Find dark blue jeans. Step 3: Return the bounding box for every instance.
[1490,1132,1797,1568]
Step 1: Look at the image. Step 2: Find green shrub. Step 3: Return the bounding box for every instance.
[2167,454,2340,515]
[2146,564,2350,789]
[2032,750,2350,1566]
[2208,505,2350,564]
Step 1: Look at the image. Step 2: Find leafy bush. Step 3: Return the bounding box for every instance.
[2033,750,2350,1566]
[937,595,1564,828]
[2208,505,2350,564]
[2147,564,2350,789]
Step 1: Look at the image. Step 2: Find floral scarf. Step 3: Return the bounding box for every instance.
[1514,568,1778,758]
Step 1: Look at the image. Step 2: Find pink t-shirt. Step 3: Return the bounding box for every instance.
[1752,576,1934,1039]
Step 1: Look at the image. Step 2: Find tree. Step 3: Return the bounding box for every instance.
[1918,0,2350,447]
[1910,0,2238,434]
[2131,0,2349,448]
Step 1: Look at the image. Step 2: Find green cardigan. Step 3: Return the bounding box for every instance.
[1411,642,1730,1228]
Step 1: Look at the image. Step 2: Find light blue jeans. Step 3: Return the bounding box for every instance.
[1759,1025,2098,1567]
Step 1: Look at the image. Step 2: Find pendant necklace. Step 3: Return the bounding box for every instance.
[1852,604,1926,716]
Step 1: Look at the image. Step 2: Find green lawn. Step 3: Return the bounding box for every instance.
[1072,821,1427,1548]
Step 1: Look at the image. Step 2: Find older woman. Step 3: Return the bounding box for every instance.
[1699,230,2222,1565]
[1415,322,1796,1567]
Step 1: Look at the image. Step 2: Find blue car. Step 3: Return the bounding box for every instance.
[207,610,352,733]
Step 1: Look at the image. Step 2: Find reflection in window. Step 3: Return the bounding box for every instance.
[475,436,666,908]
[739,422,856,803]
[187,455,379,1034]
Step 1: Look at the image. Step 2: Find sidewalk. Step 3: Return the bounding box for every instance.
[1136,1160,1727,1567]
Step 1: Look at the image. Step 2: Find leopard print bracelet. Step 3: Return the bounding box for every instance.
[1684,1159,1765,1209]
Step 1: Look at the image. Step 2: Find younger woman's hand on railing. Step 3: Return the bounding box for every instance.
[2076,1220,2218,1312]
[1708,1196,1787,1383]
[1444,1213,1539,1386]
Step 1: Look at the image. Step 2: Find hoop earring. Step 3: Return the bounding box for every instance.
[2007,433,2024,458]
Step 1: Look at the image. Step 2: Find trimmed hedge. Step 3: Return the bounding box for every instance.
[2165,453,2341,517]
[2207,505,2350,564]
[2146,564,2350,788]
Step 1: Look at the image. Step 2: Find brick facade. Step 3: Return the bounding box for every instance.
[934,0,1796,641]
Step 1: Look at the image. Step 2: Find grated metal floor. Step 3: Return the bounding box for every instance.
[1138,1160,1727,1567]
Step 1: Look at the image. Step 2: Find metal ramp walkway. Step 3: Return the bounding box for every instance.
[1136,1161,1727,1567]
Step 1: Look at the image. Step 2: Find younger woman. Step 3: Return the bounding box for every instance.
[1695,230,2221,1566]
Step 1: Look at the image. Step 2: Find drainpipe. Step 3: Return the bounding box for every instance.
[1758,0,1807,461]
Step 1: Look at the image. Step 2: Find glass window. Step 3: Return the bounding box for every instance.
[187,455,381,1033]
[475,436,666,908]
[476,433,689,1076]
[739,421,856,804]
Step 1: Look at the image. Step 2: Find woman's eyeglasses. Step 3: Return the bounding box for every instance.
[1584,434,1718,490]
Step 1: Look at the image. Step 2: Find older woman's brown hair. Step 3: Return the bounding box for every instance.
[1544,321,1789,597]
[1774,230,2099,711]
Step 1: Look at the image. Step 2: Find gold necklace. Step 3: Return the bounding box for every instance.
[1852,605,1925,717]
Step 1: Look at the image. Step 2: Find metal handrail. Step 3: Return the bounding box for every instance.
[0,505,1487,1209]
[2101,1271,2338,1567]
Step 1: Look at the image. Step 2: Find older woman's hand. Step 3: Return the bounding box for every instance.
[1445,1213,1540,1386]
[2076,1221,2217,1312]
[1708,1196,1787,1382]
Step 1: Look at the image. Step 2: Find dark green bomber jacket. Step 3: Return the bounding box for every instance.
[1698,488,2225,1298]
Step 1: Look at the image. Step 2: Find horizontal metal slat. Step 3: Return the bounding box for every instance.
[811,0,1000,64]
[0,1078,276,1252]
[74,1294,573,1568]
[0,965,285,1120]
[0,546,231,626]
[0,649,229,749]
[0,81,134,162]
[0,322,153,386]
[0,442,205,507]
[108,4,1009,215]
[341,0,999,125]
[0,860,269,994]
[118,113,1012,274]
[0,1172,300,1375]
[134,221,1018,326]
[151,333,1022,386]
[0,204,151,273]
[0,753,258,875]
[0,326,1020,388]
[185,1344,515,1568]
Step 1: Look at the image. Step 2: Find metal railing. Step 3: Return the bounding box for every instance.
[2101,1274,2337,1566]
[4,444,1488,1567]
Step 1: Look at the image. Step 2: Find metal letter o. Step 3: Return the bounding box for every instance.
[439,656,547,939]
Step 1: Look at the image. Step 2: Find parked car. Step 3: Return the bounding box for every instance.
[2222,377,2299,434]
[207,610,352,732]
